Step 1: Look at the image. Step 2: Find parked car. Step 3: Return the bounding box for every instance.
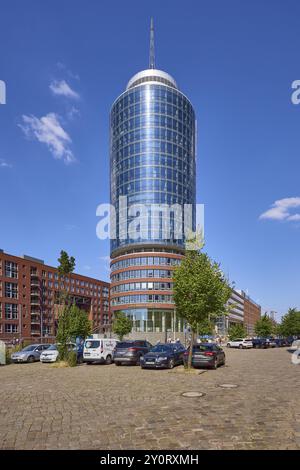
[11,344,50,363]
[113,340,153,366]
[226,338,253,349]
[252,337,277,348]
[40,343,83,363]
[140,343,186,369]
[252,338,268,349]
[183,342,225,369]
[83,337,118,364]
[265,338,276,348]
[289,339,300,351]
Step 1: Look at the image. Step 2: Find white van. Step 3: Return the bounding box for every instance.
[83,336,118,364]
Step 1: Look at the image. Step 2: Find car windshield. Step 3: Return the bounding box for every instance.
[150,345,171,353]
[22,345,36,352]
[116,342,134,348]
[47,344,58,351]
[85,340,101,349]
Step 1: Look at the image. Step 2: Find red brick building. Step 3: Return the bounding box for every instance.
[0,250,110,343]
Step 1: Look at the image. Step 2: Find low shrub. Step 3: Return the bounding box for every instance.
[67,350,77,367]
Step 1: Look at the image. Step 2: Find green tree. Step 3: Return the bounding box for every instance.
[56,251,76,357]
[197,318,214,337]
[279,308,300,336]
[228,323,247,340]
[56,304,92,360]
[57,250,76,279]
[173,249,232,369]
[254,314,274,337]
[68,304,92,339]
[112,311,132,341]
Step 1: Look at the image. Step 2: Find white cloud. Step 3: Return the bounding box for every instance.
[19,112,75,164]
[67,106,80,120]
[259,197,300,222]
[49,80,80,100]
[0,158,12,168]
[56,63,80,80]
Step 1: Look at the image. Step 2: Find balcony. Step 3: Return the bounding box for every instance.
[30,300,40,306]
[30,272,39,279]
[31,320,40,325]
[30,280,40,287]
[31,290,40,297]
[31,330,40,336]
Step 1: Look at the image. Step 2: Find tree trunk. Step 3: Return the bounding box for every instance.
[188,330,195,370]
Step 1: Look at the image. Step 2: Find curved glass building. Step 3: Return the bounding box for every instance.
[110,21,196,339]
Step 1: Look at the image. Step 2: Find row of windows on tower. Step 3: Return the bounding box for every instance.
[114,180,194,198]
[111,102,194,128]
[111,115,194,139]
[111,86,194,114]
[112,139,193,157]
[112,156,194,176]
[112,127,194,150]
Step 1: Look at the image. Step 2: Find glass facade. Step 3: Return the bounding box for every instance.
[111,255,181,271]
[110,69,196,334]
[110,82,196,253]
[120,308,184,333]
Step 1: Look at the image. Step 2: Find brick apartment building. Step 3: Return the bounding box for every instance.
[0,250,110,343]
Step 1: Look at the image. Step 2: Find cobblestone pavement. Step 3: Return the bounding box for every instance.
[0,347,299,450]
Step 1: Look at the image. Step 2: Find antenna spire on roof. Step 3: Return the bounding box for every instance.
[149,17,155,69]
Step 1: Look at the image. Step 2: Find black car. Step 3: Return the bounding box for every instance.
[140,343,186,369]
[113,340,153,366]
[252,338,268,349]
[183,342,225,369]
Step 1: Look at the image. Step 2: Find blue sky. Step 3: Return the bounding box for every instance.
[0,0,300,319]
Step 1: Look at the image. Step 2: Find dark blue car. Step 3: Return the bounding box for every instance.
[140,343,186,369]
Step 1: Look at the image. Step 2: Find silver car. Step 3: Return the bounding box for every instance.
[11,344,50,363]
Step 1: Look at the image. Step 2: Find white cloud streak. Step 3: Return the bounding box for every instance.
[0,158,12,168]
[49,80,80,100]
[19,113,75,164]
[259,197,300,222]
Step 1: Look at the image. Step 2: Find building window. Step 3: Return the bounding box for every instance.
[5,261,18,279]
[5,282,18,299]
[5,303,18,319]
[5,324,18,334]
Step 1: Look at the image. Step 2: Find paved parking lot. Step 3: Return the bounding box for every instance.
[0,347,299,450]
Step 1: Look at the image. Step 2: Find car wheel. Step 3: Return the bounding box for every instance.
[168,359,175,369]
[28,356,35,363]
[227,343,231,348]
[212,358,218,369]
[136,355,142,366]
[239,344,243,349]
[115,362,121,366]
[105,355,112,365]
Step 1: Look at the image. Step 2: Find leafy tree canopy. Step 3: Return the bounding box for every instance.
[173,250,232,331]
[254,314,274,337]
[58,250,76,278]
[228,323,247,340]
[278,308,300,336]
[112,311,132,341]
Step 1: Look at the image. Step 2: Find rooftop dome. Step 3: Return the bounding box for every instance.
[126,69,178,90]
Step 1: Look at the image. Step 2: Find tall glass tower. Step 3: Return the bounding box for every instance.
[110,20,196,339]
